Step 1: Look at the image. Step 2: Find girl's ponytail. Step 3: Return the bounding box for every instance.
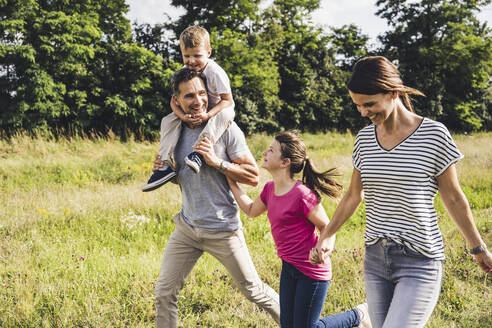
[302,158,342,200]
[275,131,342,200]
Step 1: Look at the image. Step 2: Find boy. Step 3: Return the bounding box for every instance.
[142,26,235,192]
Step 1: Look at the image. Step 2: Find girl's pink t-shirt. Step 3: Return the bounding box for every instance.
[260,181,332,281]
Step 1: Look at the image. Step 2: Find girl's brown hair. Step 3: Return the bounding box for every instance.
[347,56,424,112]
[275,131,342,200]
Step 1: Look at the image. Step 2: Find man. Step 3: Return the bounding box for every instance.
[153,67,280,327]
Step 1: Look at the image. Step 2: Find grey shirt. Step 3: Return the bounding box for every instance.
[174,122,250,231]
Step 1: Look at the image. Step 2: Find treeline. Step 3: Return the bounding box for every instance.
[1,0,492,138]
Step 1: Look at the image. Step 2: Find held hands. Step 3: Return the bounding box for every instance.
[182,114,203,128]
[309,235,336,265]
[193,111,210,123]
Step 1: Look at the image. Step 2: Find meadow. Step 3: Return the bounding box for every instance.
[0,131,491,327]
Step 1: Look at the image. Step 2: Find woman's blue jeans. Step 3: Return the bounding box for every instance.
[364,238,443,328]
[280,260,360,328]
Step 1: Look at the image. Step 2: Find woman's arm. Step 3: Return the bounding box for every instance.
[311,168,364,264]
[227,177,267,218]
[437,164,492,273]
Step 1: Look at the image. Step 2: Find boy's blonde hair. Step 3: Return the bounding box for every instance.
[179,26,211,49]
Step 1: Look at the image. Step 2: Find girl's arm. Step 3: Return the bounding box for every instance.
[312,168,364,263]
[437,164,492,273]
[227,177,267,218]
[307,203,336,263]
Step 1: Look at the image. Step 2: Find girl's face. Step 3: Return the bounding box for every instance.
[349,91,397,126]
[261,139,285,170]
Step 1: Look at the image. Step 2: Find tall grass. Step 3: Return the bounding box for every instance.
[0,132,491,327]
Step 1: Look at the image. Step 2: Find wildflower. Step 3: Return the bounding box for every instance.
[121,211,151,230]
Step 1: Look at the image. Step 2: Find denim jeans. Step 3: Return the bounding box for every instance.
[364,238,443,328]
[280,260,360,328]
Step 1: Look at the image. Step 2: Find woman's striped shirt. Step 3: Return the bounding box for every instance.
[352,118,463,260]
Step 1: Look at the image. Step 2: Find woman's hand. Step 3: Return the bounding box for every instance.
[473,249,492,273]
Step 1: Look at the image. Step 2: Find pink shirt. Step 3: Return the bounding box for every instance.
[260,181,332,281]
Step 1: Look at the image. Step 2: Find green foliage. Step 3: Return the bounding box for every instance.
[168,0,261,35]
[211,28,282,134]
[0,0,181,138]
[259,0,349,132]
[2,0,492,137]
[376,0,492,131]
[329,24,369,70]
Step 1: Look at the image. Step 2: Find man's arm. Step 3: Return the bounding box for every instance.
[194,137,259,186]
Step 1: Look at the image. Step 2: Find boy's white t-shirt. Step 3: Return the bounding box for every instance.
[201,60,232,108]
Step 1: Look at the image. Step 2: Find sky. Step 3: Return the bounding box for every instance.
[125,0,492,45]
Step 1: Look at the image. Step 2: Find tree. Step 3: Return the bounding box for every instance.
[167,0,261,37]
[259,0,347,131]
[376,0,492,131]
[329,24,369,70]
[0,0,175,137]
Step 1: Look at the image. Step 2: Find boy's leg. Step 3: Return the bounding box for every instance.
[155,215,203,328]
[196,106,235,145]
[142,113,181,191]
[202,227,281,324]
[158,112,182,166]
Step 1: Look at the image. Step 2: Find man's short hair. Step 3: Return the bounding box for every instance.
[171,68,208,95]
[179,26,211,49]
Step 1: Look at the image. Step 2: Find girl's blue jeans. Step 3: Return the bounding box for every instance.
[280,260,360,328]
[364,238,443,328]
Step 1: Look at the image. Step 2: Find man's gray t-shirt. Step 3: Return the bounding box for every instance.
[174,122,250,232]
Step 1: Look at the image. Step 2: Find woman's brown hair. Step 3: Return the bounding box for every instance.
[275,131,342,200]
[347,56,424,112]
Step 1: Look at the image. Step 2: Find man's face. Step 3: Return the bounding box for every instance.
[174,76,208,116]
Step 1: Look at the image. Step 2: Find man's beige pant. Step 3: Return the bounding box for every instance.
[155,214,280,327]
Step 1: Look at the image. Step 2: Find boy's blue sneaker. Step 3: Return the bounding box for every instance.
[142,166,176,192]
[185,152,204,174]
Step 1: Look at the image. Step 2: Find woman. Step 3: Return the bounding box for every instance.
[228,131,371,328]
[311,56,492,328]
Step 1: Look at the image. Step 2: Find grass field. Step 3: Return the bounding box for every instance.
[0,131,491,327]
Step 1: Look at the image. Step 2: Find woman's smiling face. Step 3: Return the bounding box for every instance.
[349,91,397,125]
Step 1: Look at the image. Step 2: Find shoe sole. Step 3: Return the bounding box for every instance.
[142,172,177,192]
[184,157,200,174]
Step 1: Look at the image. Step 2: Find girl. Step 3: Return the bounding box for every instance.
[311,56,492,328]
[227,131,371,328]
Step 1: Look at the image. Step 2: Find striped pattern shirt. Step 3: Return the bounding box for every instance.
[352,118,463,260]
